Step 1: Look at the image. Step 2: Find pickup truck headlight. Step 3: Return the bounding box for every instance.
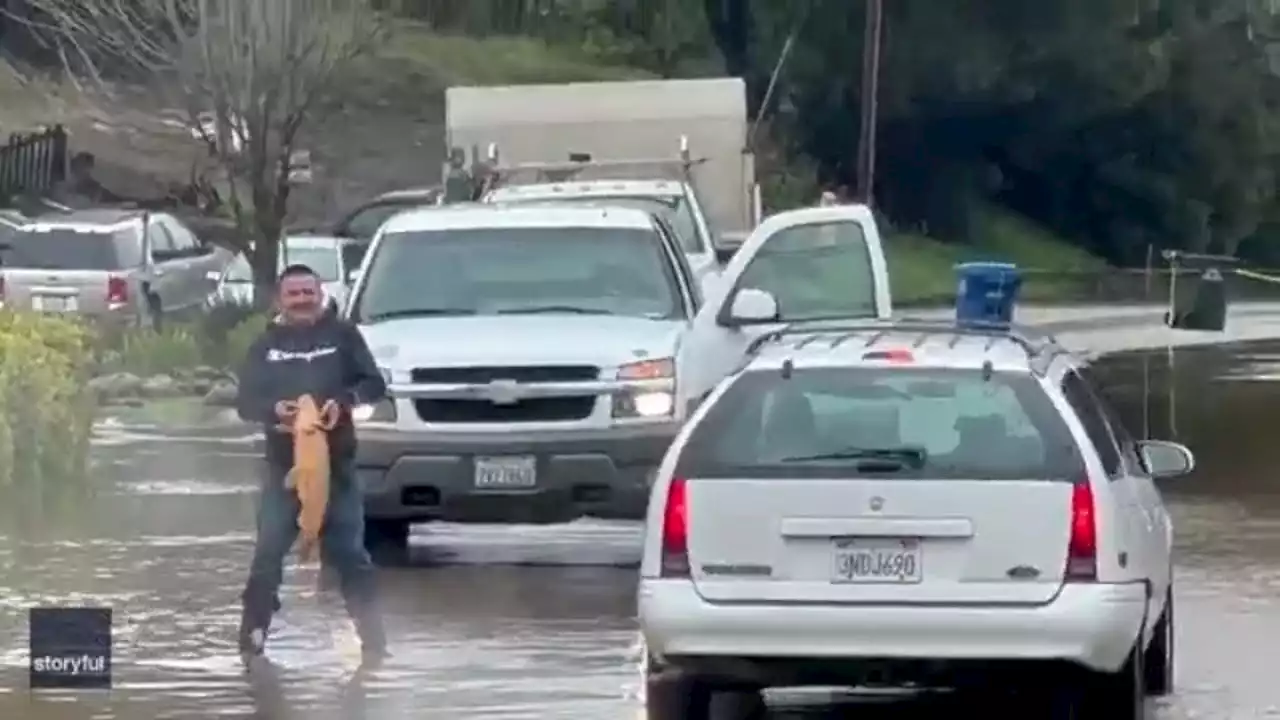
[613,358,675,419]
[353,367,396,423]
[352,398,396,423]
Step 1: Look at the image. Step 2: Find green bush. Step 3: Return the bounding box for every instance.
[97,325,203,377]
[0,310,95,491]
[88,303,268,377]
[193,301,262,369]
[224,313,269,373]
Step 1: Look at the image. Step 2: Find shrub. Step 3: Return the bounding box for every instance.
[0,310,95,492]
[224,313,269,374]
[193,300,262,369]
[97,325,203,377]
[86,304,270,378]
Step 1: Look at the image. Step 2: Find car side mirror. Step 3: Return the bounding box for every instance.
[205,269,221,281]
[713,231,749,265]
[1137,440,1195,479]
[717,287,779,327]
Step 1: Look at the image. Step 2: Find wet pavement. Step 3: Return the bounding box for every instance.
[5,329,1280,717]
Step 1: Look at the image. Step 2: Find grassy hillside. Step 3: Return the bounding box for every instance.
[888,207,1109,305]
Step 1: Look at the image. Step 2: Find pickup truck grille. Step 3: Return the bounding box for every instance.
[410,365,599,383]
[409,365,600,423]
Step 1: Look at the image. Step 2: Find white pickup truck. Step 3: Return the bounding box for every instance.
[345,200,891,559]
[447,78,761,274]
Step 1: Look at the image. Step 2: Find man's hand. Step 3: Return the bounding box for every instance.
[320,398,342,429]
[273,400,299,432]
[275,400,298,420]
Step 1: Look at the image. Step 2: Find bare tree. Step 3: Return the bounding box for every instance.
[18,0,384,300]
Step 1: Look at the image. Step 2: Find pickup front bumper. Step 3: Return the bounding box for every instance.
[354,422,679,524]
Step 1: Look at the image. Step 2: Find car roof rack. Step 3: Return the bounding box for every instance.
[477,135,706,190]
[746,317,1068,375]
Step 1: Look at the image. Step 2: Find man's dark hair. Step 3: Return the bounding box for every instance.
[278,263,317,281]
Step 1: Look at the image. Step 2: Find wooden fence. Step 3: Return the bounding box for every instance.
[0,125,68,203]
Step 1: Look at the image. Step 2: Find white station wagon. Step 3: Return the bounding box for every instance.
[639,319,1193,719]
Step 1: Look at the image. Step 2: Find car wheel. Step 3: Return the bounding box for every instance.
[645,671,712,720]
[1065,642,1145,720]
[363,519,410,565]
[1144,587,1174,696]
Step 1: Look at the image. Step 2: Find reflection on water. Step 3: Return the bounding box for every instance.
[2,343,1280,717]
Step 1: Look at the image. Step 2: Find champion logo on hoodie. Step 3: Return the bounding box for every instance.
[266,347,339,363]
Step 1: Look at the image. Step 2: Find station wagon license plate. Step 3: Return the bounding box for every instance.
[473,455,537,489]
[831,538,923,583]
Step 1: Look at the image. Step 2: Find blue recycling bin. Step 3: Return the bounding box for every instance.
[955,262,1022,327]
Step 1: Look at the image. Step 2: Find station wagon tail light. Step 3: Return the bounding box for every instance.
[660,477,691,577]
[1066,481,1098,581]
[106,275,128,305]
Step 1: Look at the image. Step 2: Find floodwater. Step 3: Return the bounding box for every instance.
[3,340,1280,718]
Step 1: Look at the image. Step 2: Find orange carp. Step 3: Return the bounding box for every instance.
[277,394,340,564]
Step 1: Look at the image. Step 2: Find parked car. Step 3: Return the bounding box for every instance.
[0,208,229,326]
[639,319,1190,720]
[207,234,363,312]
[341,201,894,561]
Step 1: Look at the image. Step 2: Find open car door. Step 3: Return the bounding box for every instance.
[678,204,892,410]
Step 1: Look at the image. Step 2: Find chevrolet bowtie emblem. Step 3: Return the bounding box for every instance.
[480,379,521,405]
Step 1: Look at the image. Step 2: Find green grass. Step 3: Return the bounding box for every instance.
[887,207,1109,305]
[388,25,656,85]
[342,23,654,110]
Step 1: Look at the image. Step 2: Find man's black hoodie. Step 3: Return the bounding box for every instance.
[236,314,387,467]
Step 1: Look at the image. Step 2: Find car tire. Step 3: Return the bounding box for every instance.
[1144,587,1174,696]
[1064,642,1145,720]
[363,519,410,565]
[646,672,711,720]
[645,671,765,720]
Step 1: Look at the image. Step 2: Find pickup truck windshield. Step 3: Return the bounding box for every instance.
[507,195,704,254]
[352,226,685,322]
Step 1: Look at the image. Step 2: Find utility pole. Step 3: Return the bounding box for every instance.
[855,0,884,205]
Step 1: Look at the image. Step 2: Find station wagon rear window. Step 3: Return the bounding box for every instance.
[0,227,136,270]
[676,367,1084,480]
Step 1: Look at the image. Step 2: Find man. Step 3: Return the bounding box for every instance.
[234,263,388,664]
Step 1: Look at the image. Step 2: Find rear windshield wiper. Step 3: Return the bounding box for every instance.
[497,305,613,315]
[781,447,927,467]
[363,308,475,322]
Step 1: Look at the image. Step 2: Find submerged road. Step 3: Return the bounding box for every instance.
[2,307,1280,718]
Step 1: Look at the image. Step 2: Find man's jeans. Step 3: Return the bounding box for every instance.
[238,457,384,653]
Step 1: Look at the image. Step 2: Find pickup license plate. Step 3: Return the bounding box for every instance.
[33,295,73,312]
[473,455,537,489]
[831,537,923,584]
